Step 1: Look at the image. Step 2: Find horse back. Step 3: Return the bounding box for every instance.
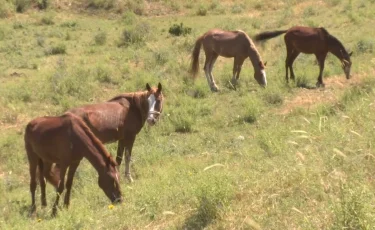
[285,26,329,53]
[68,101,130,143]
[25,115,73,163]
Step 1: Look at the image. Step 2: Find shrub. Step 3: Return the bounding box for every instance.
[118,22,150,47]
[94,31,107,45]
[196,5,207,16]
[14,0,31,13]
[45,44,66,55]
[168,23,192,37]
[263,92,283,105]
[37,0,49,9]
[86,0,115,10]
[356,39,373,54]
[41,15,54,25]
[0,2,13,18]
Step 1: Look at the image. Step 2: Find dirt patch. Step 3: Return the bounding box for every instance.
[277,72,369,115]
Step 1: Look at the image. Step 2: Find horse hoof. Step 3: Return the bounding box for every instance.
[211,86,219,92]
[316,82,325,88]
[126,175,134,183]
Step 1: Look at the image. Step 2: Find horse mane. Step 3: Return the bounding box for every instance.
[67,113,117,167]
[236,30,264,67]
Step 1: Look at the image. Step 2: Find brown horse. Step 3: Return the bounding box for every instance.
[254,26,352,87]
[68,83,164,183]
[25,112,122,217]
[190,29,267,92]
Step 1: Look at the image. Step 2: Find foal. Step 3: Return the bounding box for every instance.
[25,112,122,216]
[68,83,164,182]
[255,26,352,87]
[191,29,267,91]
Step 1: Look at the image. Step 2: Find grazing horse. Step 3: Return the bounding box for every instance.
[190,29,267,92]
[25,112,122,217]
[68,83,164,183]
[254,26,352,87]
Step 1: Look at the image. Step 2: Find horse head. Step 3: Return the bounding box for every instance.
[341,50,352,79]
[98,156,122,203]
[254,61,267,87]
[146,83,164,126]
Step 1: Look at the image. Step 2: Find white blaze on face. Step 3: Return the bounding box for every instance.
[147,94,156,121]
[261,69,267,86]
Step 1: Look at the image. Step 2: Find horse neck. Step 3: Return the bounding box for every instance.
[247,39,262,72]
[327,36,346,61]
[128,91,149,125]
[72,118,113,175]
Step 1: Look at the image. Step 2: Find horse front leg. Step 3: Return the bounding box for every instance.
[124,135,136,183]
[116,140,125,167]
[52,165,68,217]
[316,53,327,87]
[64,161,80,208]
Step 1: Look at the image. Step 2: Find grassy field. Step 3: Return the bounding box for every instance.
[1,0,375,229]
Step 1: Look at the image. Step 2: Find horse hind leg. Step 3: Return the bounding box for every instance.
[288,51,300,81]
[38,159,47,207]
[203,52,218,92]
[231,57,245,87]
[52,164,68,217]
[26,142,38,216]
[208,53,219,91]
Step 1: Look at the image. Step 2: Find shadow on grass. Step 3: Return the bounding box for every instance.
[179,197,221,230]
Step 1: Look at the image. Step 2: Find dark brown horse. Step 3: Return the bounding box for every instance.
[254,26,352,87]
[68,83,164,182]
[191,29,267,92]
[25,112,122,217]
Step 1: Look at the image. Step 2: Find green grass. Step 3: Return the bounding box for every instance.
[1,0,375,229]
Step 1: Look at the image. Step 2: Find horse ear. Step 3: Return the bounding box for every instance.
[146,83,151,92]
[264,61,267,66]
[349,51,353,57]
[157,82,162,92]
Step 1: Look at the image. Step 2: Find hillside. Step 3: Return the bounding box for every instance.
[1,0,375,229]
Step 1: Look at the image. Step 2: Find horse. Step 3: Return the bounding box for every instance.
[190,29,267,92]
[25,112,122,217]
[68,83,164,183]
[254,26,352,87]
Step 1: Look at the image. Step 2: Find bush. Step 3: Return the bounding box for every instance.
[168,23,192,37]
[94,31,107,45]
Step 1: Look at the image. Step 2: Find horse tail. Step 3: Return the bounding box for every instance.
[190,35,204,79]
[254,30,288,42]
[66,113,117,167]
